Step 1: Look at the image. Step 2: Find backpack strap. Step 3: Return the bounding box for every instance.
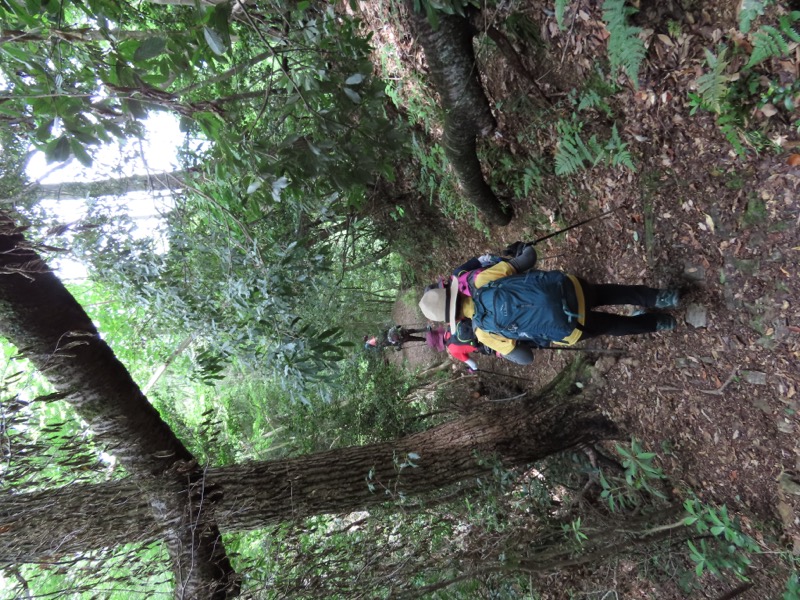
[552,275,586,346]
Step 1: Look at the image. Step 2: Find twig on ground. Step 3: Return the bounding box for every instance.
[699,369,737,396]
[488,391,528,403]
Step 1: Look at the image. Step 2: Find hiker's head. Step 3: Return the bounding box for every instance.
[418,276,459,332]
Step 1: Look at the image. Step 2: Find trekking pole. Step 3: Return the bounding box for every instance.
[541,346,626,356]
[533,208,618,245]
[534,253,568,262]
[472,369,541,383]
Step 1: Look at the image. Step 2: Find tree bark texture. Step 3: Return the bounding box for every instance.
[0,214,615,594]
[0,213,237,599]
[406,6,513,226]
[0,401,616,561]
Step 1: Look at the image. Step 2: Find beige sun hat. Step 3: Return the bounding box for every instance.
[418,276,459,332]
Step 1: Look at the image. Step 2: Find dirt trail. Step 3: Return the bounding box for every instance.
[361,0,800,595]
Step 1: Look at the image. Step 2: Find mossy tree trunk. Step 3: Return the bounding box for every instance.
[406,6,513,226]
[0,213,237,600]
[0,213,617,595]
[0,401,616,560]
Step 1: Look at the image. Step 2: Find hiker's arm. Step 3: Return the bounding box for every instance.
[475,329,540,365]
[473,261,515,287]
[475,329,516,356]
[452,254,504,277]
[447,344,473,363]
[502,345,533,365]
[452,257,483,276]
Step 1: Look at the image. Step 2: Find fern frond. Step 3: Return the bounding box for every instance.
[738,0,768,33]
[721,123,746,158]
[584,135,604,166]
[715,106,750,157]
[781,12,800,42]
[555,120,634,174]
[747,25,791,68]
[555,136,584,175]
[555,120,587,175]
[611,149,635,170]
[577,89,602,111]
[555,0,571,31]
[605,125,635,170]
[554,152,578,176]
[695,48,730,113]
[602,0,646,86]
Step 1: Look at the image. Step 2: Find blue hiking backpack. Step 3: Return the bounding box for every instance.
[469,271,574,346]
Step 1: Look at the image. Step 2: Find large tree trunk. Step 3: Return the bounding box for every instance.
[0,212,616,596]
[0,401,615,561]
[406,6,513,226]
[0,213,236,599]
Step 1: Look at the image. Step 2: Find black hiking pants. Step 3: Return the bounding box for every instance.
[573,279,661,339]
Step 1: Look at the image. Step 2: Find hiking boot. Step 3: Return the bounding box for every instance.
[655,314,677,332]
[654,288,680,309]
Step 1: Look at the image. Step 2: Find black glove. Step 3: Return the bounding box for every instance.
[503,241,534,257]
[508,244,537,272]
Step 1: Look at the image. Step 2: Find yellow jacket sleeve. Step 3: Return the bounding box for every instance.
[474,261,516,286]
[475,329,517,355]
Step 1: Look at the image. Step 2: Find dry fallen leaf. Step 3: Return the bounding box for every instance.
[704,213,715,233]
[761,103,778,117]
[787,154,800,166]
[777,500,794,528]
[657,33,674,47]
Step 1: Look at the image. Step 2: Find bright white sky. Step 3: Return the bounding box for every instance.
[27,111,184,184]
[26,112,189,279]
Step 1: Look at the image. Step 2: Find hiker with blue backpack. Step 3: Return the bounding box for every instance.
[418,242,680,366]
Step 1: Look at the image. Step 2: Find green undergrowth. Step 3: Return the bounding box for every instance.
[688,8,800,157]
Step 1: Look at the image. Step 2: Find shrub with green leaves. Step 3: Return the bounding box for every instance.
[682,498,760,581]
[688,12,799,157]
[598,438,667,511]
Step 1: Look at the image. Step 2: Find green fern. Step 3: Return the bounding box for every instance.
[606,124,635,170]
[577,89,602,112]
[555,0,571,31]
[746,14,800,68]
[694,47,731,113]
[555,120,595,175]
[555,119,634,175]
[720,118,749,158]
[781,12,800,42]
[739,0,770,33]
[602,0,646,86]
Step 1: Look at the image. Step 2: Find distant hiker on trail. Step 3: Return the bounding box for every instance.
[418,241,680,366]
[386,325,427,347]
[363,325,428,353]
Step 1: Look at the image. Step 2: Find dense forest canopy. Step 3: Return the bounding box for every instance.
[2,0,800,597]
